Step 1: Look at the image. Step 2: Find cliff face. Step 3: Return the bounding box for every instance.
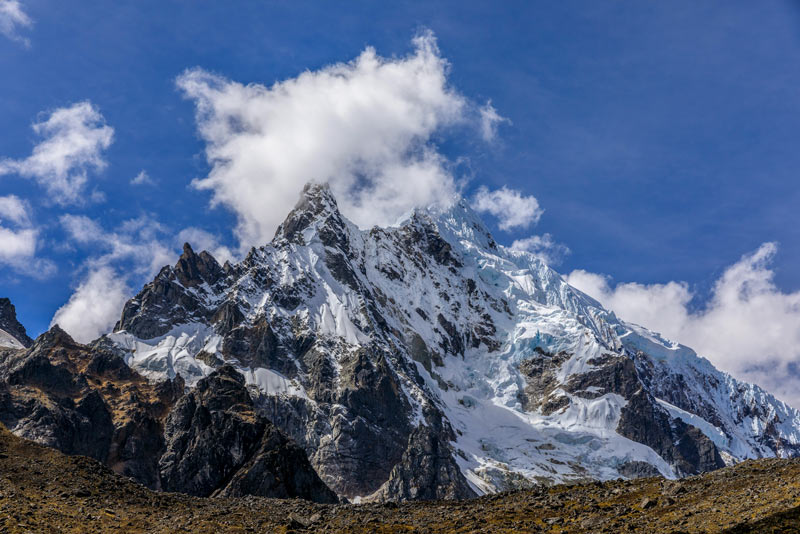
[160,365,337,502]
[0,326,178,487]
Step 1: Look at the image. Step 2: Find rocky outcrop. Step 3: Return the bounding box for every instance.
[0,298,32,348]
[0,326,180,487]
[0,328,335,502]
[4,421,800,534]
[159,365,337,502]
[518,348,572,414]
[617,388,724,476]
[370,420,476,501]
[530,352,726,476]
[114,243,226,339]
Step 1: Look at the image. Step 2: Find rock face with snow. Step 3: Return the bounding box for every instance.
[0,325,181,488]
[0,298,33,349]
[104,183,800,501]
[0,320,337,502]
[160,364,338,502]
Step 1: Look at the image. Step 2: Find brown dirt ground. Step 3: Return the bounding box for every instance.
[1,424,799,533]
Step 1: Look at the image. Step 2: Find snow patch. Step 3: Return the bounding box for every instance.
[0,328,24,349]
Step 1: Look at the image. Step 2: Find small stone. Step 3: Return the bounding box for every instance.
[287,514,309,529]
[640,497,657,510]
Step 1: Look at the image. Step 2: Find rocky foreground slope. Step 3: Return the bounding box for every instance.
[1,423,799,533]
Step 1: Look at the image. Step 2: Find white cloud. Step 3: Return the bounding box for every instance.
[60,214,174,278]
[472,185,543,231]
[510,233,570,265]
[478,100,509,142]
[0,102,114,205]
[51,266,130,344]
[0,0,32,47]
[566,243,800,407]
[177,31,485,250]
[0,194,30,226]
[130,169,154,186]
[0,194,53,277]
[52,215,172,343]
[0,226,36,264]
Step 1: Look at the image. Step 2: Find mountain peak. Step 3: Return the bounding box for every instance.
[0,298,33,349]
[408,196,498,253]
[293,182,340,218]
[34,324,78,350]
[274,181,348,246]
[175,242,223,288]
[102,178,800,500]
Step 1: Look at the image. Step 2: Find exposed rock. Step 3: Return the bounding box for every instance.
[517,348,571,414]
[4,423,800,533]
[114,245,226,340]
[617,388,725,476]
[0,326,180,487]
[0,298,32,348]
[62,182,800,500]
[174,243,224,288]
[159,365,337,503]
[370,420,476,502]
[618,461,663,479]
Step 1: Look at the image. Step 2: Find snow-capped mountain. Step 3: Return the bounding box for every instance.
[105,183,800,501]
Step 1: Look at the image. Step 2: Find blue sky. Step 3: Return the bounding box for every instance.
[1,1,800,401]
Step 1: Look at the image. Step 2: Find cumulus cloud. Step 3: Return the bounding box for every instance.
[0,194,30,226]
[60,214,174,278]
[510,233,570,265]
[478,100,509,142]
[0,102,114,205]
[52,214,173,342]
[177,31,484,250]
[0,0,32,47]
[130,169,154,186]
[51,266,130,344]
[472,185,543,231]
[566,243,800,407]
[0,226,36,266]
[0,194,53,276]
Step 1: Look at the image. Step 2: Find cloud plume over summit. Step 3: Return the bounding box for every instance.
[178,31,510,250]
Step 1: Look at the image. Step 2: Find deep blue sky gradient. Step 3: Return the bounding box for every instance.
[1,0,799,336]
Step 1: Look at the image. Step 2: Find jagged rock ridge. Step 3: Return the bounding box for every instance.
[0,323,336,502]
